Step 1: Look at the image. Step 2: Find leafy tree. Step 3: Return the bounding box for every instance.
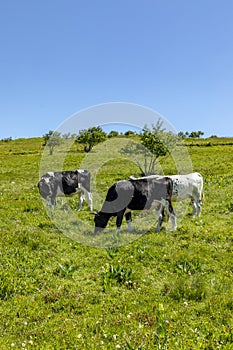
[177,131,187,139]
[108,130,119,138]
[188,131,204,138]
[124,130,135,136]
[122,119,178,175]
[178,130,204,139]
[1,137,12,142]
[140,121,177,174]
[76,126,107,152]
[43,130,62,155]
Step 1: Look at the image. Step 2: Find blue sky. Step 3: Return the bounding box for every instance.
[0,0,233,139]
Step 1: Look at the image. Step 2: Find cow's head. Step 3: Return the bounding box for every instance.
[38,178,52,200]
[94,211,110,234]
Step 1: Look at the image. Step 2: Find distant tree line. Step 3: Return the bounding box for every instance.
[1,137,13,142]
[42,121,177,175]
[42,127,137,155]
[1,128,206,150]
[178,131,204,139]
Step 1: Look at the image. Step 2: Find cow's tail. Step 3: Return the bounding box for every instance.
[198,173,204,203]
[87,171,91,193]
[201,187,205,202]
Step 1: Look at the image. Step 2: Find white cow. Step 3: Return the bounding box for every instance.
[129,172,204,217]
[168,172,204,216]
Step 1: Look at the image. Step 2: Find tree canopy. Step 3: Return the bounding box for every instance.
[76,126,107,152]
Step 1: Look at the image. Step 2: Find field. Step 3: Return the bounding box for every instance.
[0,136,233,349]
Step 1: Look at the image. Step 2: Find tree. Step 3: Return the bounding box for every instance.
[140,121,177,174]
[122,119,178,175]
[108,130,119,138]
[43,130,62,155]
[124,130,135,136]
[177,131,187,139]
[188,131,204,138]
[76,126,107,152]
[121,141,151,175]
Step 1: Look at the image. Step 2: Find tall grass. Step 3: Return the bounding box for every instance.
[0,137,233,349]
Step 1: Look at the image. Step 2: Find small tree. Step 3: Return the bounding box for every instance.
[140,122,177,175]
[188,131,204,138]
[122,119,178,175]
[177,131,187,139]
[124,130,135,136]
[76,126,107,152]
[43,130,62,155]
[108,130,119,138]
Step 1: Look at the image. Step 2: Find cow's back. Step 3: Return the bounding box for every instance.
[129,177,173,210]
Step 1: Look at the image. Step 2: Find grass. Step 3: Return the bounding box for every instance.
[0,137,233,349]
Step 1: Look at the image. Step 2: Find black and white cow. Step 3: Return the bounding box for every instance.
[130,172,204,217]
[38,170,92,211]
[94,176,176,233]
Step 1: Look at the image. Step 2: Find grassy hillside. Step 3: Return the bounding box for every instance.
[0,137,233,349]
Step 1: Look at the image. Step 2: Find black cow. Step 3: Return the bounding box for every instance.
[38,170,92,211]
[94,176,176,233]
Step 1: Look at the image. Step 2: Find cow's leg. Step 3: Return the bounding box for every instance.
[86,191,93,211]
[116,210,125,232]
[166,200,177,230]
[78,191,85,211]
[195,189,203,217]
[155,203,162,218]
[125,211,132,232]
[48,197,56,217]
[169,211,177,230]
[49,197,56,209]
[156,206,165,232]
[191,197,197,216]
[48,198,53,208]
[197,199,202,216]
[194,195,202,216]
[191,185,203,217]
[80,188,93,211]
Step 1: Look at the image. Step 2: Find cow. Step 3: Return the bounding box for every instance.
[94,176,176,234]
[129,172,204,217]
[38,169,93,211]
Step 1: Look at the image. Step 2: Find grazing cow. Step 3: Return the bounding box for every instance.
[94,176,176,233]
[38,170,93,211]
[129,172,204,217]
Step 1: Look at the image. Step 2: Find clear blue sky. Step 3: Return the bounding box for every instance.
[1,0,233,139]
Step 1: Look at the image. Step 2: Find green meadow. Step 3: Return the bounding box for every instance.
[0,136,233,349]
